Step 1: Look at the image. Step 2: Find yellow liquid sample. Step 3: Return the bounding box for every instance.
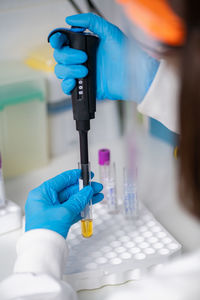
[81,219,93,238]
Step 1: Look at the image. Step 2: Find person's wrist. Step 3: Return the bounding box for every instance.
[25,222,69,239]
[14,229,68,278]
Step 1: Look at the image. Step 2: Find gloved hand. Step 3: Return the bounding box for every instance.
[25,169,103,239]
[49,13,128,100]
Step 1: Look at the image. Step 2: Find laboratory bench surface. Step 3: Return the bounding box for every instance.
[1,136,200,299]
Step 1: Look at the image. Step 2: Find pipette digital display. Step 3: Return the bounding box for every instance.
[48,27,99,238]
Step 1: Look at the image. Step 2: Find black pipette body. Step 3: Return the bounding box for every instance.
[48,27,99,186]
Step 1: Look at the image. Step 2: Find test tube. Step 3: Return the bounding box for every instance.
[98,149,110,204]
[123,167,138,218]
[105,162,118,214]
[0,154,6,208]
[78,163,93,238]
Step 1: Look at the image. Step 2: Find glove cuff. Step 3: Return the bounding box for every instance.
[14,229,68,279]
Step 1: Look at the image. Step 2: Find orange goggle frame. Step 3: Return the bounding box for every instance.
[116,0,186,47]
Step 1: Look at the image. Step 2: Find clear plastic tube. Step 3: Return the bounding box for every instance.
[98,149,110,204]
[123,167,138,218]
[78,162,93,238]
[105,162,118,214]
[99,164,110,204]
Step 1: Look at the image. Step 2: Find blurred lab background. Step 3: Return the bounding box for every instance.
[0,0,125,176]
[0,0,200,253]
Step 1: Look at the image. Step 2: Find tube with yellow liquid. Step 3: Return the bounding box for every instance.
[78,163,93,238]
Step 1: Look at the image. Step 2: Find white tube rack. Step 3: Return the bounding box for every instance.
[0,201,22,235]
[64,203,181,291]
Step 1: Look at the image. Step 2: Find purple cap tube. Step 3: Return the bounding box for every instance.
[98,149,110,166]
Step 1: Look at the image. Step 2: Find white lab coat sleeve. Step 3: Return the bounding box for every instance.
[137,60,180,133]
[0,229,77,300]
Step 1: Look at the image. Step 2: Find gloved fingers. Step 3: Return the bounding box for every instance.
[61,79,76,95]
[44,169,81,193]
[62,186,93,215]
[92,193,104,204]
[49,32,68,49]
[55,63,88,79]
[59,181,103,203]
[91,181,103,194]
[66,13,112,39]
[59,183,79,203]
[53,46,87,65]
[71,213,82,225]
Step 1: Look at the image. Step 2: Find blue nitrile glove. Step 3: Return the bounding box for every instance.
[25,169,103,239]
[49,13,159,103]
[49,13,127,100]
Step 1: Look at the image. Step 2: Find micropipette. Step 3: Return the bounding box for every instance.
[48,27,99,238]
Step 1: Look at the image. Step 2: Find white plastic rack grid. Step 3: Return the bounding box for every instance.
[0,200,22,235]
[64,203,181,291]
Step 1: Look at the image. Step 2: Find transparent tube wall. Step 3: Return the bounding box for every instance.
[78,162,93,238]
[105,162,118,214]
[123,167,138,218]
